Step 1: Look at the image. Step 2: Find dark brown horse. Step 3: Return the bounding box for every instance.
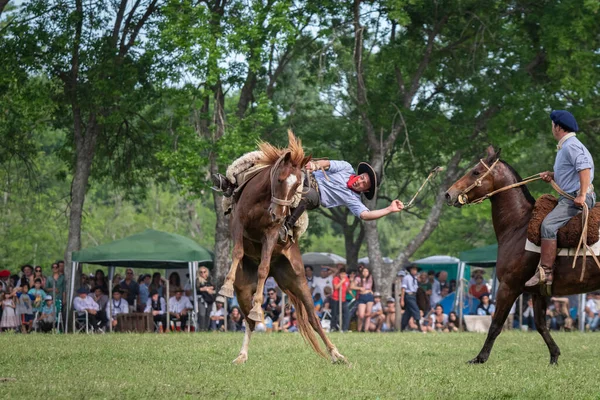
[219,131,347,364]
[446,146,600,365]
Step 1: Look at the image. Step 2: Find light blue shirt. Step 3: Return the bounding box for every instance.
[554,135,594,193]
[401,273,419,293]
[139,283,149,305]
[477,304,495,316]
[313,161,369,217]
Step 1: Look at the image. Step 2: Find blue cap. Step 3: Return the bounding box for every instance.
[550,110,579,132]
[76,287,89,295]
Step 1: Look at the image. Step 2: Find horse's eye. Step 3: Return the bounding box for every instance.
[472,170,480,176]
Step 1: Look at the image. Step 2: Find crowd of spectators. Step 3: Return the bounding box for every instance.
[1,260,598,334]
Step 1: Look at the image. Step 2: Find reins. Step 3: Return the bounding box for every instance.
[458,158,600,282]
[269,152,295,212]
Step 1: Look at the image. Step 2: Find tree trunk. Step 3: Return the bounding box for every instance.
[343,222,364,271]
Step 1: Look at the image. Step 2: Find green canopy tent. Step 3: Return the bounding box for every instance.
[459,244,498,268]
[69,229,213,332]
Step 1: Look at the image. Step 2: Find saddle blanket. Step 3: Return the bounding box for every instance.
[525,239,600,256]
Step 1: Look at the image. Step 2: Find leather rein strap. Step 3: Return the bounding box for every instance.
[270,152,295,211]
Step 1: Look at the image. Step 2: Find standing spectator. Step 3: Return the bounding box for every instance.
[449,280,457,293]
[112,273,122,288]
[167,272,182,299]
[305,265,315,293]
[447,311,459,332]
[367,293,385,332]
[331,267,350,332]
[522,297,536,331]
[33,266,46,288]
[92,270,109,294]
[29,279,47,315]
[210,296,226,331]
[149,272,165,298]
[1,292,19,331]
[106,287,129,331]
[346,271,357,305]
[401,264,421,332]
[138,274,151,312]
[430,271,448,309]
[313,266,334,300]
[168,288,193,331]
[17,264,34,287]
[90,286,108,312]
[229,306,245,332]
[45,263,65,310]
[469,268,484,285]
[57,260,65,275]
[383,297,396,332]
[73,287,106,331]
[418,271,432,306]
[16,283,34,333]
[80,274,91,292]
[469,275,488,299]
[584,292,599,331]
[144,290,167,332]
[429,304,449,332]
[0,269,11,292]
[476,293,495,317]
[351,266,375,332]
[196,266,215,331]
[263,289,282,321]
[39,295,56,333]
[119,269,140,307]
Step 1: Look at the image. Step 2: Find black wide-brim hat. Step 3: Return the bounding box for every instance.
[405,264,421,273]
[357,162,380,200]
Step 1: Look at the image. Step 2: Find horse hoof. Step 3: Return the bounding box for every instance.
[550,356,559,365]
[248,309,263,322]
[232,353,248,365]
[219,284,235,298]
[330,349,350,366]
[467,357,486,365]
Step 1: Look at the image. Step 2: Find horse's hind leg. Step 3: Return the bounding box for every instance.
[532,293,561,365]
[219,218,244,298]
[248,231,278,322]
[469,282,520,364]
[232,258,257,364]
[276,245,348,364]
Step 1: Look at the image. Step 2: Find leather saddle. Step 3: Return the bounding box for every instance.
[527,194,600,247]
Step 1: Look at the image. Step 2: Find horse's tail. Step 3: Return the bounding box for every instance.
[283,289,328,360]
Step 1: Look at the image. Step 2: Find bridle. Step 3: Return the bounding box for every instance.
[269,151,298,216]
[457,158,542,205]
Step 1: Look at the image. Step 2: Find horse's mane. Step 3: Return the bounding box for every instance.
[257,130,305,166]
[500,160,536,205]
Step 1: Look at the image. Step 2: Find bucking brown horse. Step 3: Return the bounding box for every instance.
[446,146,600,365]
[218,131,347,365]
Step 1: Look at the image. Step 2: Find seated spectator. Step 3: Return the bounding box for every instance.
[1,291,19,331]
[321,286,333,322]
[263,289,282,321]
[430,304,448,332]
[383,297,396,332]
[168,288,193,331]
[228,306,245,332]
[120,269,140,307]
[210,296,226,331]
[522,297,535,331]
[149,272,165,298]
[112,273,122,288]
[447,311,459,332]
[144,290,167,332]
[469,275,488,299]
[280,304,293,332]
[16,282,34,333]
[584,292,599,331]
[449,279,457,293]
[476,293,495,317]
[367,292,385,332]
[39,295,56,333]
[137,274,151,312]
[92,269,108,294]
[167,272,183,299]
[90,286,108,312]
[289,310,298,332]
[29,279,47,315]
[440,286,450,299]
[313,293,324,318]
[73,287,106,331]
[106,287,129,331]
[547,298,572,331]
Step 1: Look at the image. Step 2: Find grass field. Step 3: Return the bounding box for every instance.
[1,331,600,399]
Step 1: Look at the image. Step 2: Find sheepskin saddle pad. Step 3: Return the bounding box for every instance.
[527,194,600,248]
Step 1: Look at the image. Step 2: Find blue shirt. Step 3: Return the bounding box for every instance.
[401,273,420,293]
[313,161,369,217]
[554,135,594,193]
[139,283,149,305]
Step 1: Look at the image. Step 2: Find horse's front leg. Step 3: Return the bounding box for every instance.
[469,281,521,364]
[247,229,278,322]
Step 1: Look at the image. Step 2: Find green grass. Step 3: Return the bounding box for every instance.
[1,331,600,399]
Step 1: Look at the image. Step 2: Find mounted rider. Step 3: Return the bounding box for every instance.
[212,159,404,240]
[526,110,596,288]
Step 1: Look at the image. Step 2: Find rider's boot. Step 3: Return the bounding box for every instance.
[525,239,556,287]
[211,173,235,197]
[279,199,307,243]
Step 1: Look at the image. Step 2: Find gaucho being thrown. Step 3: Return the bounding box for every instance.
[212,159,404,241]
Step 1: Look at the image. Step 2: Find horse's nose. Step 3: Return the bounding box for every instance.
[268,206,278,222]
[445,192,453,205]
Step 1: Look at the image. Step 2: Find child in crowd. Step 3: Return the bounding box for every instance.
[281,305,293,332]
[39,296,56,333]
[29,279,47,314]
[16,283,34,333]
[447,311,459,332]
[289,310,298,333]
[313,293,323,318]
[1,292,19,331]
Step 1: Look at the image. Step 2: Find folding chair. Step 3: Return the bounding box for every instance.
[73,310,90,334]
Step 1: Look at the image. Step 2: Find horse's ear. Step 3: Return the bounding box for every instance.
[485,146,501,162]
[283,152,292,163]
